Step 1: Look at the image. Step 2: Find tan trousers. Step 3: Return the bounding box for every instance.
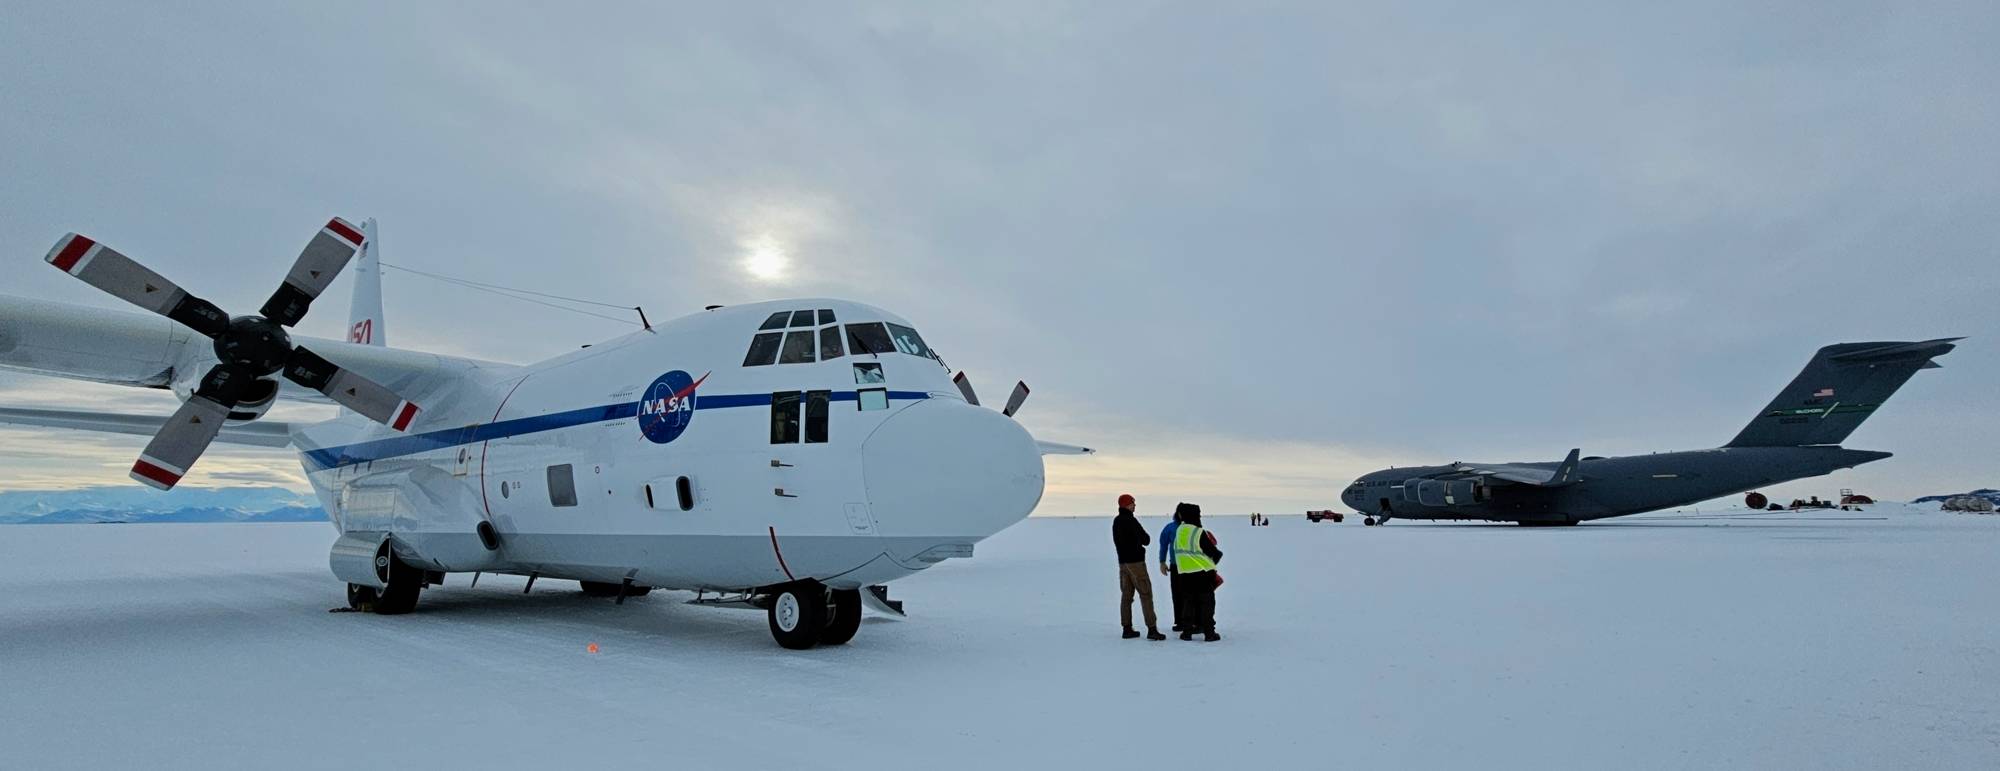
[1118,562,1159,630]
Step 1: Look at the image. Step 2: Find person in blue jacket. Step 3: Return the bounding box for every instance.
[1158,506,1183,633]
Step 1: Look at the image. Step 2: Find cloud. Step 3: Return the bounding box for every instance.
[0,2,1994,506]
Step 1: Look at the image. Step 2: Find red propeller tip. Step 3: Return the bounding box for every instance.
[130,457,184,490]
[391,401,420,432]
[324,218,365,247]
[47,234,97,274]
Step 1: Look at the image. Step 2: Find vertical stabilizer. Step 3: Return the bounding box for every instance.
[346,218,386,347]
[1725,338,1959,447]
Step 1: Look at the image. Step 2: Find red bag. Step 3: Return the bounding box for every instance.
[1212,572,1225,589]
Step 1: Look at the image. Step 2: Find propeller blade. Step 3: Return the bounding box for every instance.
[259,218,365,326]
[130,396,230,490]
[45,233,230,337]
[1002,381,1030,418]
[283,346,419,431]
[952,371,981,406]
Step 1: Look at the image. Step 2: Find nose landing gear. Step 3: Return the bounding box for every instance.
[765,581,866,649]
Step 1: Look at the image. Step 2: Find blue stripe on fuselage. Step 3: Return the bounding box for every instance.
[300,390,931,471]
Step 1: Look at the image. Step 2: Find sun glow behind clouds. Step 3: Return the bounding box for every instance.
[742,235,790,282]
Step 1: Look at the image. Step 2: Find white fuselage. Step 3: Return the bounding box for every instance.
[295,298,1046,591]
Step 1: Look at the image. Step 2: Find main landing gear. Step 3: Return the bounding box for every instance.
[345,552,426,615]
[766,580,863,650]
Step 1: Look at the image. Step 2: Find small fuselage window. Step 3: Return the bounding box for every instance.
[547,464,578,507]
[805,390,830,443]
[857,387,889,411]
[771,392,802,443]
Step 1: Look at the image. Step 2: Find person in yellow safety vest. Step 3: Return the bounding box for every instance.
[1168,503,1224,641]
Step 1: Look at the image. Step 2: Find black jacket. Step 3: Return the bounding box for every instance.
[1112,510,1149,563]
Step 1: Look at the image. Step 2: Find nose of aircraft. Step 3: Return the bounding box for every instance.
[861,398,1045,548]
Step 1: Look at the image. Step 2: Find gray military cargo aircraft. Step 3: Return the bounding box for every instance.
[1341,339,1960,525]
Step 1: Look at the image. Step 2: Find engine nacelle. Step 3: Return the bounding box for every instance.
[171,372,280,423]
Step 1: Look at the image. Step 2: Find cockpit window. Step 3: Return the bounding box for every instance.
[759,312,789,331]
[817,309,837,325]
[778,330,816,364]
[886,324,933,359]
[743,332,782,366]
[788,310,817,328]
[818,325,844,360]
[846,323,893,357]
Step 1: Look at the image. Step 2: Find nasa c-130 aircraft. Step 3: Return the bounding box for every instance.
[1341,338,1958,525]
[0,217,1092,649]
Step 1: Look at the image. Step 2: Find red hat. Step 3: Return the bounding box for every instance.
[1117,494,1136,509]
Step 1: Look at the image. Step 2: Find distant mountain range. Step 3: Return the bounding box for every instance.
[0,487,325,525]
[1912,488,2000,506]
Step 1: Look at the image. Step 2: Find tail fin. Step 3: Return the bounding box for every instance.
[1725,338,1960,447]
[345,218,385,347]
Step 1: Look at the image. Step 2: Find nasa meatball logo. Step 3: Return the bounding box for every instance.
[638,370,707,444]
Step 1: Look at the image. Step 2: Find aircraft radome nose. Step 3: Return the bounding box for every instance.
[860,398,1044,545]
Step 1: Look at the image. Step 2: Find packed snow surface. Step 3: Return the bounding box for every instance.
[1,505,1994,769]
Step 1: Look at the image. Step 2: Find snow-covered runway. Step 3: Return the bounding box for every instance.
[2,507,1994,769]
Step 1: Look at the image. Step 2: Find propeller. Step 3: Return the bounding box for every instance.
[951,371,980,406]
[950,371,1032,418]
[1002,381,1030,418]
[45,218,421,490]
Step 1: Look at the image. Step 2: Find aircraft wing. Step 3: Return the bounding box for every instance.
[0,293,515,409]
[1035,440,1096,456]
[1453,448,1582,487]
[0,406,295,447]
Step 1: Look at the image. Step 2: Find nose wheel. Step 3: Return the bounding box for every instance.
[768,581,828,649]
[765,582,866,649]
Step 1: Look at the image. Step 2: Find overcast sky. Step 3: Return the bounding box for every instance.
[1,2,1994,514]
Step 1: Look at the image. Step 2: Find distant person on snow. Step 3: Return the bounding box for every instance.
[1170,503,1224,642]
[1111,494,1166,641]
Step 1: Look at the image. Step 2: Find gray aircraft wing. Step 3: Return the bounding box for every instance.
[0,406,295,448]
[1451,448,1582,487]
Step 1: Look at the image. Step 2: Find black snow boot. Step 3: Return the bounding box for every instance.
[1147,628,1167,641]
[1203,630,1221,642]
[1122,628,1141,639]
[1179,630,1195,641]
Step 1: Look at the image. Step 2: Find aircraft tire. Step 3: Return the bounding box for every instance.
[768,581,828,650]
[372,555,424,615]
[346,583,377,610]
[818,589,863,646]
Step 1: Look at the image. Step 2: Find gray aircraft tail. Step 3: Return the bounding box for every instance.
[1725,338,1960,448]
